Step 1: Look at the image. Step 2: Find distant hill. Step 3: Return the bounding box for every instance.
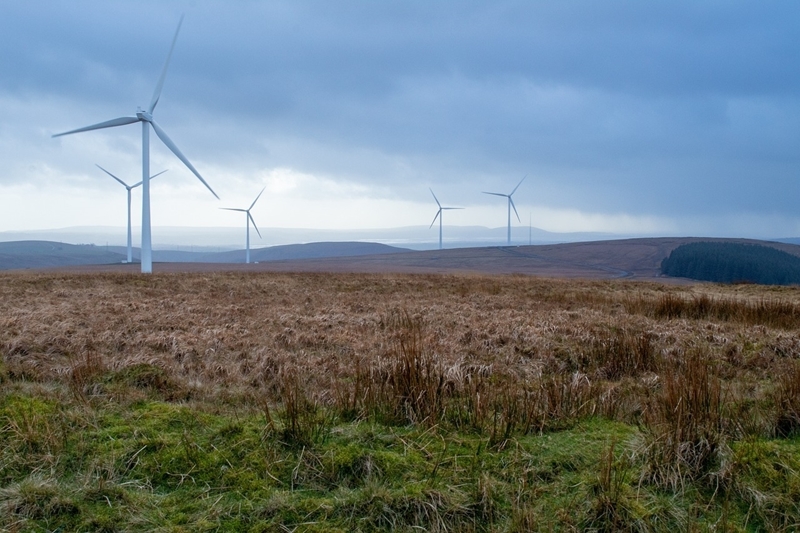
[0,241,127,270]
[107,241,410,263]
[0,241,409,270]
[190,237,800,280]
[8,237,800,282]
[0,225,614,250]
[661,242,800,285]
[244,242,409,262]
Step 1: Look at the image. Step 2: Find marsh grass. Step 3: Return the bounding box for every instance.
[772,359,800,438]
[1,271,799,530]
[277,370,331,447]
[382,309,446,426]
[584,440,652,532]
[638,349,725,491]
[630,291,800,329]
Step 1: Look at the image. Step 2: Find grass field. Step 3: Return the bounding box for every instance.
[1,271,799,531]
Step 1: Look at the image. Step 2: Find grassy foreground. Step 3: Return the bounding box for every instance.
[1,271,799,531]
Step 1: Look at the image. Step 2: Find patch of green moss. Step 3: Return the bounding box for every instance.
[1,392,798,531]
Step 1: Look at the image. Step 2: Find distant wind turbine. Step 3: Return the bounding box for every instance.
[429,188,463,250]
[52,16,218,274]
[483,176,526,245]
[96,164,167,264]
[221,187,265,264]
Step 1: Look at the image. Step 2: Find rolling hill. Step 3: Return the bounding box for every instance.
[5,237,800,284]
[0,241,127,270]
[0,241,409,270]
[106,241,410,263]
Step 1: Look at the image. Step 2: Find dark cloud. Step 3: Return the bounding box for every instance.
[2,1,800,232]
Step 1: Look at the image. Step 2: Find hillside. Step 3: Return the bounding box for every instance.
[108,237,800,282]
[0,241,126,270]
[7,237,800,283]
[662,242,800,285]
[0,241,409,270]
[105,241,409,263]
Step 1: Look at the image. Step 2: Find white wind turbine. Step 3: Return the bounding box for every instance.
[52,16,218,273]
[482,176,526,245]
[96,164,168,264]
[429,188,463,250]
[221,187,265,264]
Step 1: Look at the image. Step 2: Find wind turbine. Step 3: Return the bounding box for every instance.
[96,164,167,264]
[483,176,526,245]
[221,187,265,264]
[429,188,463,250]
[52,16,218,273]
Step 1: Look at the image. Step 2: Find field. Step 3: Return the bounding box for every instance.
[1,270,799,531]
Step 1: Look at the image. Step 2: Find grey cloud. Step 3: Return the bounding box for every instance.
[3,1,800,230]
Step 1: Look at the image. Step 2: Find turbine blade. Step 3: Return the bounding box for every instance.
[131,168,168,189]
[482,191,507,198]
[510,197,521,222]
[429,188,441,208]
[510,175,527,196]
[150,120,219,199]
[53,116,139,138]
[220,207,247,212]
[149,15,184,114]
[249,186,266,210]
[429,209,441,229]
[249,212,262,238]
[442,207,464,210]
[96,164,129,188]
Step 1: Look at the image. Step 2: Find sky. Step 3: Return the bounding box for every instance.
[2,1,800,243]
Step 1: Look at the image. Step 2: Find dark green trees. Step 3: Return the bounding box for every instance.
[661,242,800,285]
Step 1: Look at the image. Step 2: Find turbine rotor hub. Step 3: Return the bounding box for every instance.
[136,109,153,122]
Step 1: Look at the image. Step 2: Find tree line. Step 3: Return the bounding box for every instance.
[661,241,800,285]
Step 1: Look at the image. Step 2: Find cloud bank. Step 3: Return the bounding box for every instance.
[1,1,799,239]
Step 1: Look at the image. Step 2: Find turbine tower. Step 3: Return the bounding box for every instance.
[483,176,526,245]
[429,188,463,250]
[221,187,265,264]
[96,164,168,264]
[52,16,218,273]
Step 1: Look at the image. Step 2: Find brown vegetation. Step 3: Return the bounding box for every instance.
[2,272,799,435]
[1,271,799,529]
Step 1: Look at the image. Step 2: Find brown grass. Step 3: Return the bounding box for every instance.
[638,348,725,491]
[1,271,798,444]
[773,360,800,438]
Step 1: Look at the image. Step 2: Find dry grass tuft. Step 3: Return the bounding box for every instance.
[382,309,445,426]
[640,292,800,329]
[772,360,800,438]
[638,348,725,490]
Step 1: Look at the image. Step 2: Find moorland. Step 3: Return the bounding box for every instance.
[0,271,798,531]
[8,237,800,281]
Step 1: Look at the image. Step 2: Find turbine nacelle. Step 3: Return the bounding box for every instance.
[136,109,153,122]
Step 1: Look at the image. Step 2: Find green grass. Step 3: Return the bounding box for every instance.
[3,271,800,531]
[1,387,797,532]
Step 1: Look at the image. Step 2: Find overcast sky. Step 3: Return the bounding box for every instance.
[2,1,799,241]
